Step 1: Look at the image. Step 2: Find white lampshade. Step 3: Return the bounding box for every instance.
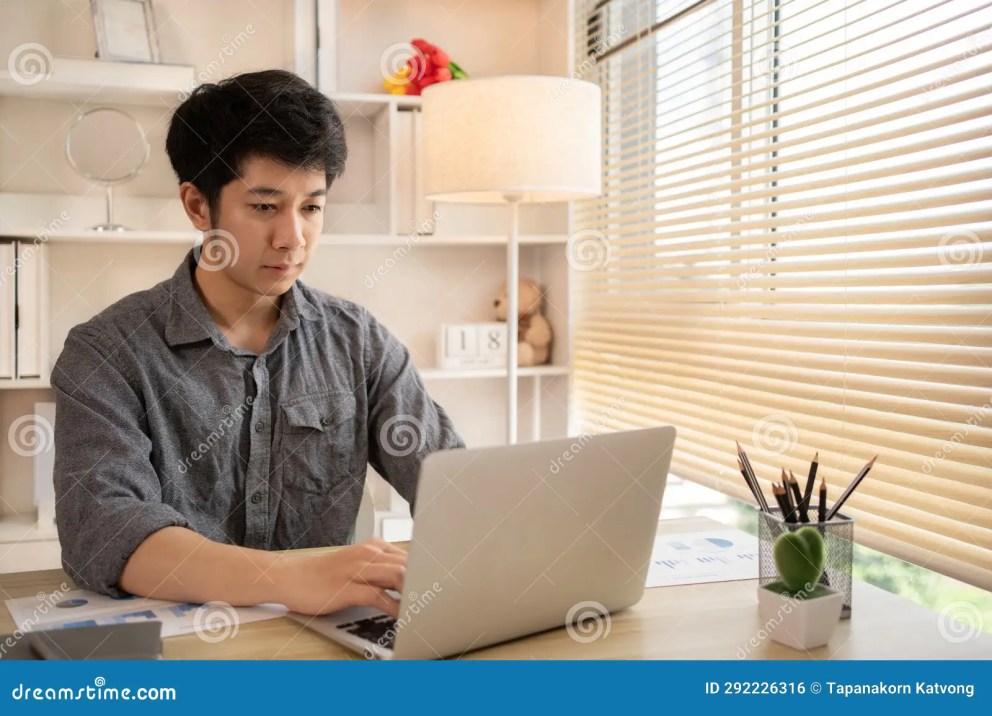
[421,75,602,204]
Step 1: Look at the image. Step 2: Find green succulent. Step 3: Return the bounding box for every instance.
[768,527,831,599]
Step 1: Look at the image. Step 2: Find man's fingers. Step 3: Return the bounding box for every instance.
[364,551,407,568]
[354,563,406,591]
[352,584,401,619]
[363,538,406,556]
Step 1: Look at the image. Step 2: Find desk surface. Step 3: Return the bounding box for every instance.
[2,518,990,659]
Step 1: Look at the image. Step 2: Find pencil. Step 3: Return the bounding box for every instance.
[802,452,818,520]
[772,484,792,522]
[818,477,827,523]
[788,471,807,522]
[826,455,877,520]
[736,442,769,512]
[737,457,763,511]
[780,469,797,523]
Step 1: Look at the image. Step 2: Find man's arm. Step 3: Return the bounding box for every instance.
[364,310,466,505]
[120,526,407,617]
[53,326,405,616]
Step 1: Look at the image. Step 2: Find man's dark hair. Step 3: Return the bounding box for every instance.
[165,69,346,223]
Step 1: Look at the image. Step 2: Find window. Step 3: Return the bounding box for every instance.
[571,0,992,588]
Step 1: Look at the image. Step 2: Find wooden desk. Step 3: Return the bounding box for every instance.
[2,518,990,659]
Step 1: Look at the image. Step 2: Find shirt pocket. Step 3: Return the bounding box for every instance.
[276,390,359,495]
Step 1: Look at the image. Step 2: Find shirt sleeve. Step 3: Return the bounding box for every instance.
[363,310,465,508]
[51,324,191,597]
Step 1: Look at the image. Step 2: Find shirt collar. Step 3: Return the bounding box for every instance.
[165,248,319,348]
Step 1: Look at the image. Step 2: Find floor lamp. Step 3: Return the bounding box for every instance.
[422,76,602,444]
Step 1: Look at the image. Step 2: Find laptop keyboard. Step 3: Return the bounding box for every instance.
[337,614,397,650]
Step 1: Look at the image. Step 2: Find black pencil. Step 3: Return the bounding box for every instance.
[788,471,807,522]
[826,455,877,520]
[780,470,797,523]
[737,457,763,511]
[736,442,769,512]
[772,484,791,522]
[818,477,827,523]
[802,452,818,520]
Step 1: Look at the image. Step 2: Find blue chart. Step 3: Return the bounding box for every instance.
[648,529,760,587]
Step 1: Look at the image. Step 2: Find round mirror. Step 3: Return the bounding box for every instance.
[66,107,149,184]
[65,108,150,231]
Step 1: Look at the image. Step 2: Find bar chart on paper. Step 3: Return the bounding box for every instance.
[646,528,759,587]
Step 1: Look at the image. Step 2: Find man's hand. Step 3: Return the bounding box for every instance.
[274,538,408,618]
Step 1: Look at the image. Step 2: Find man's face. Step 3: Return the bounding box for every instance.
[204,155,326,297]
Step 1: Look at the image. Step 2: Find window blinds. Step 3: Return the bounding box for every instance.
[570,0,992,588]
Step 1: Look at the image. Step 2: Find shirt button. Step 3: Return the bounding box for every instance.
[254,421,264,432]
[251,492,263,504]
[320,416,331,426]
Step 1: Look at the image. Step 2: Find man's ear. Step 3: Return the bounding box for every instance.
[178,182,212,232]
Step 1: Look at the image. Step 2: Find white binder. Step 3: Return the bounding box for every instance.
[14,240,48,380]
[0,241,15,380]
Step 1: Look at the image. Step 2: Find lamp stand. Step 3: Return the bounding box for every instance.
[505,195,521,445]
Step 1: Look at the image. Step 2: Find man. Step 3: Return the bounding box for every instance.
[51,70,464,619]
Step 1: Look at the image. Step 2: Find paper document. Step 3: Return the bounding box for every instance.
[647,528,759,587]
[5,589,286,639]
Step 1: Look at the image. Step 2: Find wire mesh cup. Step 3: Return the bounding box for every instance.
[758,507,855,619]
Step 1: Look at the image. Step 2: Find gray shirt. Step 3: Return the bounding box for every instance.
[51,248,464,597]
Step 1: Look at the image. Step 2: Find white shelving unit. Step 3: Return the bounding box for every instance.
[0,56,195,105]
[0,0,573,554]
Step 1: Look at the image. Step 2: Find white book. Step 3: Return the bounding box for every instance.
[15,240,48,380]
[0,241,15,380]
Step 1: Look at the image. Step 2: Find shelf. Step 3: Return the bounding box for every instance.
[0,514,57,544]
[320,234,567,247]
[0,230,567,247]
[0,378,51,390]
[0,57,195,106]
[420,365,570,380]
[328,92,422,119]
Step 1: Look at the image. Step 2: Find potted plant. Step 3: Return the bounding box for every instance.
[757,526,843,650]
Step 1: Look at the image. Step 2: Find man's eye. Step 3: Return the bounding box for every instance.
[252,203,276,213]
[304,205,323,213]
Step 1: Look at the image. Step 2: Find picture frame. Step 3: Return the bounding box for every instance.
[91,0,160,63]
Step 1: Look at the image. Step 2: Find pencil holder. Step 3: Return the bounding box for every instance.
[757,507,855,618]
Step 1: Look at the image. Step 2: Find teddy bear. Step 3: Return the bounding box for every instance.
[494,279,553,366]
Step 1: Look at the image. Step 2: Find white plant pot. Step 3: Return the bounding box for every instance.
[757,584,843,651]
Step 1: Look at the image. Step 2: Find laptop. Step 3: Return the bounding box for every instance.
[291,426,676,659]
